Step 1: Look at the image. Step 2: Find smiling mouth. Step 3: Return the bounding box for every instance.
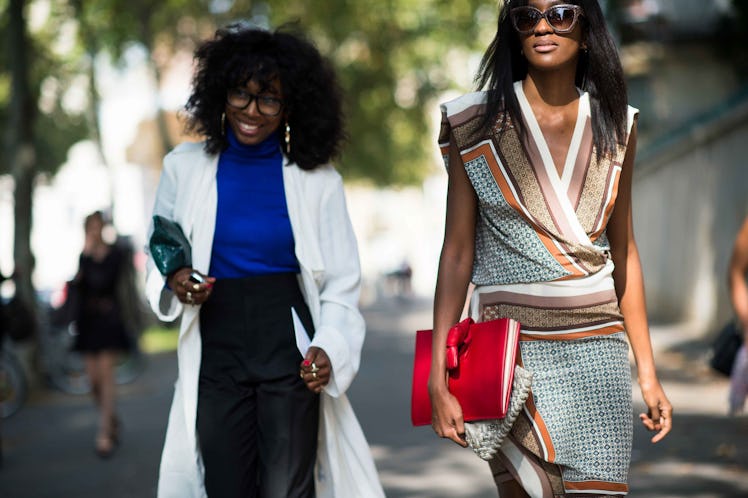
[236,121,260,134]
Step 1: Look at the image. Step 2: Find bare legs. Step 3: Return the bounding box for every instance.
[84,351,118,457]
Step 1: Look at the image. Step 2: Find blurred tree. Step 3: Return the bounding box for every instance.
[210,0,498,185]
[1,0,88,342]
[67,0,214,176]
[3,0,37,331]
[65,0,498,185]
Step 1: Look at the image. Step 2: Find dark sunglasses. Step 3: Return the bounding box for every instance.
[510,4,584,35]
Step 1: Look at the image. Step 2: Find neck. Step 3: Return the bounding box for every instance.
[84,239,108,257]
[523,66,579,107]
[226,126,281,156]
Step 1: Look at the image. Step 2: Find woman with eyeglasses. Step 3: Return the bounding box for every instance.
[429,1,672,496]
[145,24,384,498]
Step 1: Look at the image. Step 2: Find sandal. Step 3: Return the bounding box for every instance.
[95,433,117,459]
[95,415,121,459]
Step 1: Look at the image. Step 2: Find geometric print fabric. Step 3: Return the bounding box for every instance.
[464,153,569,285]
[520,333,633,486]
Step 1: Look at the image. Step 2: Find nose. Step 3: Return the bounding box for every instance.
[534,16,554,34]
[244,97,262,116]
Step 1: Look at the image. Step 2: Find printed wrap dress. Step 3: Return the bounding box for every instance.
[439,82,639,497]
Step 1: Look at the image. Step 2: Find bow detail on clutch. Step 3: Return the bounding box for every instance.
[446,317,474,370]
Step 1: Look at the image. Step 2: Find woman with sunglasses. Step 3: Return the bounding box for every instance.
[430,1,672,496]
[145,24,384,498]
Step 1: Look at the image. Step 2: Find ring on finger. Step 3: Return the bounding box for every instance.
[310,362,320,373]
[186,291,194,303]
[312,371,318,379]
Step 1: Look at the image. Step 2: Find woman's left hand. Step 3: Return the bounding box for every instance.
[638,378,673,443]
[300,347,331,393]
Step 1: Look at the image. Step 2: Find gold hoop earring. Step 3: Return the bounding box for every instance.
[284,121,291,155]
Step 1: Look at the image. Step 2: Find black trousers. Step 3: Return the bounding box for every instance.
[197,273,319,498]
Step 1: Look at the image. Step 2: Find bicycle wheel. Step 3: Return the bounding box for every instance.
[48,347,146,395]
[0,350,28,418]
[46,349,90,395]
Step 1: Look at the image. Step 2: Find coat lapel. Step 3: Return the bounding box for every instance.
[283,159,325,277]
[180,154,219,335]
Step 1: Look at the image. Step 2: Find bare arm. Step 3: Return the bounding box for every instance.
[728,217,748,341]
[428,139,478,447]
[607,123,672,443]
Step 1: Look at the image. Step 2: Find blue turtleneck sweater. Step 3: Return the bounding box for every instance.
[209,129,300,278]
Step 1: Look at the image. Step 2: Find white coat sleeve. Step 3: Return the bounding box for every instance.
[309,174,366,397]
[145,154,185,322]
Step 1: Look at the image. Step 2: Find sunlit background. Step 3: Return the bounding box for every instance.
[2,1,748,496]
[2,0,747,326]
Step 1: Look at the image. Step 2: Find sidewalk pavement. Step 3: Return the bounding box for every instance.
[0,296,746,497]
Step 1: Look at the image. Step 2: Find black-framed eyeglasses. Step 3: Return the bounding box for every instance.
[226,88,283,116]
[510,4,584,35]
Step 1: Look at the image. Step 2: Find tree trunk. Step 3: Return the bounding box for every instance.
[6,0,38,342]
[137,16,174,158]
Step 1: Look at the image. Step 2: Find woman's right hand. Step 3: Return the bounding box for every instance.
[428,382,468,447]
[167,267,215,306]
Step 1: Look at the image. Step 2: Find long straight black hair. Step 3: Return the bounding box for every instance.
[476,0,628,158]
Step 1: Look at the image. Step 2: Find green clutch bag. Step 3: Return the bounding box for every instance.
[149,215,192,276]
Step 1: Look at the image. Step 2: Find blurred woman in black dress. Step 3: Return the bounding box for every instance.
[73,211,132,458]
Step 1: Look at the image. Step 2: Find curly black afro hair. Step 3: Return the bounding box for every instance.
[184,23,346,170]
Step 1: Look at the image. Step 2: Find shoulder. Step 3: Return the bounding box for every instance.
[167,140,206,157]
[162,141,216,175]
[287,162,343,189]
[440,91,489,121]
[164,141,210,164]
[627,105,639,128]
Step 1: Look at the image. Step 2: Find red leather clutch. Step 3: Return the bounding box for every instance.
[411,317,521,426]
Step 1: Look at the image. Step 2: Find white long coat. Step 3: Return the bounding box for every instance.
[145,142,385,498]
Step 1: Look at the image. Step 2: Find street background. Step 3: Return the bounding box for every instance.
[1,294,746,498]
[2,1,748,497]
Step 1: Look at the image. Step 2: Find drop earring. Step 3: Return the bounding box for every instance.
[284,120,291,155]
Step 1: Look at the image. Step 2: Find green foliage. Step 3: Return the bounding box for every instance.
[2,0,501,185]
[74,0,211,57]
[33,110,87,175]
[217,0,498,185]
[0,0,88,176]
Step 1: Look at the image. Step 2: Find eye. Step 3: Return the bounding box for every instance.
[548,6,576,30]
[259,96,278,105]
[513,8,542,32]
[548,7,566,22]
